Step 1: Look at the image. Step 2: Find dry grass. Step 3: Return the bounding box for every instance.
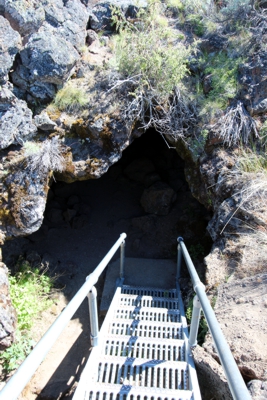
[23,137,65,175]
[210,101,258,147]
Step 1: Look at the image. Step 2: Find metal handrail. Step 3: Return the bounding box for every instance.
[0,233,127,400]
[177,237,252,400]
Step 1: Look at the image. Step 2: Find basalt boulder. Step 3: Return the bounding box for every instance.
[0,261,17,350]
[0,16,21,84]
[0,84,37,150]
[11,27,80,102]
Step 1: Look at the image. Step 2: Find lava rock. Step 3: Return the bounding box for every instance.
[248,380,267,400]
[67,195,80,207]
[143,172,161,187]
[140,182,176,215]
[239,53,267,109]
[86,29,98,46]
[200,33,228,53]
[34,112,57,131]
[124,158,155,183]
[89,0,146,32]
[3,0,45,36]
[26,250,41,266]
[47,208,64,224]
[192,345,232,400]
[0,16,21,84]
[58,0,89,49]
[0,262,17,350]
[63,208,77,222]
[248,98,267,116]
[11,27,79,101]
[0,85,37,149]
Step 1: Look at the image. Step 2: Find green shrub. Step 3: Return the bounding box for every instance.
[0,334,35,374]
[235,148,267,174]
[181,0,214,15]
[0,258,53,373]
[110,0,194,98]
[9,259,53,331]
[202,52,243,110]
[259,120,267,147]
[221,0,252,17]
[54,80,89,112]
[186,13,205,36]
[166,0,184,9]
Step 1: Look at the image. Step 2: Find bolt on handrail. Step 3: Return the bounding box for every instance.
[177,237,252,400]
[0,233,127,400]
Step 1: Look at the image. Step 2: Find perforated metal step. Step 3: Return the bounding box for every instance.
[94,357,189,389]
[73,284,201,400]
[101,336,185,361]
[121,286,178,298]
[84,383,194,400]
[114,306,181,323]
[118,295,180,310]
[107,320,183,339]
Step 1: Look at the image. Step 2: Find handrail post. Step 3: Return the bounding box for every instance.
[177,237,183,281]
[189,295,202,348]
[120,236,126,279]
[88,286,99,347]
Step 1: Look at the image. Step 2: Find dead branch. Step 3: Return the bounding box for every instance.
[123,86,197,141]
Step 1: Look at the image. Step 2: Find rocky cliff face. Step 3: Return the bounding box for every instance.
[0,0,267,398]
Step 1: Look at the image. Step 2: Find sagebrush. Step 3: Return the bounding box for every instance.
[109,0,197,140]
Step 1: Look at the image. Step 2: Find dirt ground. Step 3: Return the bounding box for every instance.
[1,132,212,399]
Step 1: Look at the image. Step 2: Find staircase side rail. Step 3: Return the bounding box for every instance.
[177,237,252,400]
[0,233,127,400]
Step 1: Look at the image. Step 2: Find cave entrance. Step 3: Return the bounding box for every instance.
[2,129,213,398]
[4,130,212,281]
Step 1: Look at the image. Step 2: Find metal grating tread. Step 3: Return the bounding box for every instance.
[107,320,183,339]
[121,286,178,299]
[101,335,185,361]
[114,306,181,323]
[74,284,201,400]
[94,357,189,390]
[85,383,194,400]
[118,295,180,310]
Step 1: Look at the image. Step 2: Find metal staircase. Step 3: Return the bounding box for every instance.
[0,234,252,400]
[73,283,201,400]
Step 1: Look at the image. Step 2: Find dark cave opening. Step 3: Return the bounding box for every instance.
[3,129,212,285]
[1,129,213,399]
